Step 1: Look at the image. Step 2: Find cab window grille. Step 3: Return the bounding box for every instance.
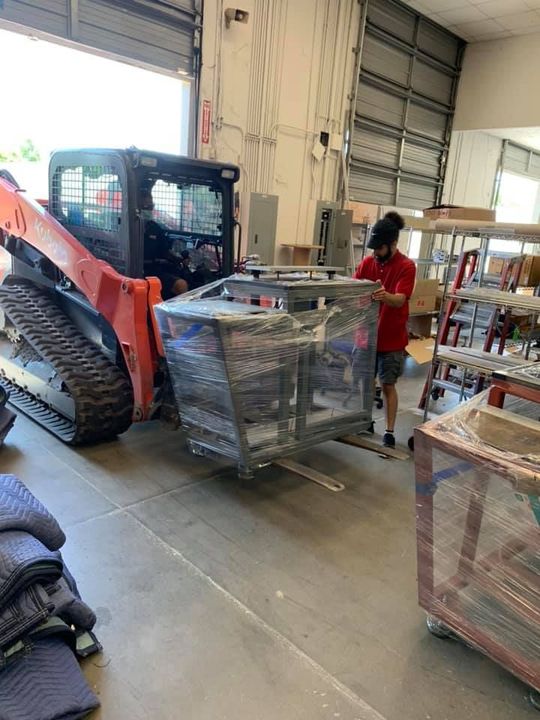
[52,165,127,273]
[54,166,123,233]
[151,180,223,239]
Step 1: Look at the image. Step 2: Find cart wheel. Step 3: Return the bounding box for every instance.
[530,689,540,711]
[375,398,383,409]
[408,436,414,452]
[426,615,451,639]
[187,440,206,458]
[431,388,440,401]
[368,421,375,434]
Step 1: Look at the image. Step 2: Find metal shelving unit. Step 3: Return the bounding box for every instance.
[421,226,540,419]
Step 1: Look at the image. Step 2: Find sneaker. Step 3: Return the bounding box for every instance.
[383,431,395,448]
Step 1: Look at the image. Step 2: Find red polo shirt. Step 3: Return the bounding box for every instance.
[354,250,416,352]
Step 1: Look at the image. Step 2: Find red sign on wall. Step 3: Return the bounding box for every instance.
[201,100,211,144]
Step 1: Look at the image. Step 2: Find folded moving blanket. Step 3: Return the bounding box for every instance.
[0,476,100,719]
[46,577,96,634]
[0,585,52,651]
[0,476,65,551]
[0,575,97,651]
[0,532,62,609]
[0,637,100,720]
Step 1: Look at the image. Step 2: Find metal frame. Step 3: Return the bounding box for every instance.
[415,371,540,694]
[420,227,540,418]
[162,276,378,476]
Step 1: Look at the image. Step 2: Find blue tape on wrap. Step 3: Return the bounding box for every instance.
[172,323,204,350]
[416,460,473,496]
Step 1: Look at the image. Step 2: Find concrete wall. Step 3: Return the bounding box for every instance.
[199,0,360,254]
[454,33,540,132]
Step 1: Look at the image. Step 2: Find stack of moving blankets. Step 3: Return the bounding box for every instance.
[0,474,100,719]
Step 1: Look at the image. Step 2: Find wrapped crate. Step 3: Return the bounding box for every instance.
[155,273,378,476]
[415,391,540,695]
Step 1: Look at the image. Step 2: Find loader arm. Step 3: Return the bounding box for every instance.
[0,177,159,421]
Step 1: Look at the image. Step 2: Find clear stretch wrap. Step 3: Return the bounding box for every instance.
[155,273,379,475]
[415,390,540,692]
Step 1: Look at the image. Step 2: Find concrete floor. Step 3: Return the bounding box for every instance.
[1,358,535,719]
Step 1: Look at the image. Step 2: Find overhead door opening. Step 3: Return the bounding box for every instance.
[0,28,190,198]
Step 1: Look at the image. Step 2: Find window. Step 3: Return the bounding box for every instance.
[56,166,123,233]
[151,180,223,238]
[493,171,540,253]
[496,171,539,224]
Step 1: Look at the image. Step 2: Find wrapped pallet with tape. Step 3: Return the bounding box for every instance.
[155,272,379,477]
[415,386,540,701]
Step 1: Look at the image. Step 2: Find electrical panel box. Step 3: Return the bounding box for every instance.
[312,201,353,272]
[240,192,278,265]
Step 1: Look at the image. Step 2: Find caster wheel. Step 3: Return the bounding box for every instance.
[431,389,440,401]
[426,615,451,639]
[188,441,206,457]
[368,422,375,435]
[375,399,383,409]
[408,436,414,452]
[530,689,540,711]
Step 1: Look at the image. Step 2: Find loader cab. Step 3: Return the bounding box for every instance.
[48,149,239,286]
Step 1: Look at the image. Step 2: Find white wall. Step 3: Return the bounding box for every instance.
[454,33,540,132]
[443,130,501,207]
[199,0,360,255]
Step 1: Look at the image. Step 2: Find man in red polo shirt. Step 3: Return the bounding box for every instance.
[354,211,416,447]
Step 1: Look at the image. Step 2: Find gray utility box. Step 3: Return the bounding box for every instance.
[240,192,278,264]
[156,273,378,477]
[313,201,353,271]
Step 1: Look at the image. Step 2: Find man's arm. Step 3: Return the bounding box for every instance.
[372,287,407,307]
[353,258,371,280]
[372,262,416,307]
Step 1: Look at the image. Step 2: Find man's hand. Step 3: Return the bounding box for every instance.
[372,286,407,308]
[372,286,387,302]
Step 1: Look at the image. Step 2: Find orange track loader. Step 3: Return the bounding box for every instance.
[0,148,239,443]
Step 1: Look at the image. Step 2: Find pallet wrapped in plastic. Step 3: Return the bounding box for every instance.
[155,273,379,476]
[415,391,540,694]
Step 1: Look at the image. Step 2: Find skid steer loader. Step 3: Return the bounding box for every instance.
[0,148,239,444]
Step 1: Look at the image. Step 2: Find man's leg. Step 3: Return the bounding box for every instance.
[378,352,404,447]
[382,383,398,433]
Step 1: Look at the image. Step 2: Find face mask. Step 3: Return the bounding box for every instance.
[375,245,391,263]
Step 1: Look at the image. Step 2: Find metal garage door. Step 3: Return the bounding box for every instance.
[501,141,540,181]
[349,0,465,209]
[0,0,200,77]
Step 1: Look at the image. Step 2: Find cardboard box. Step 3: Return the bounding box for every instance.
[408,314,433,339]
[516,286,536,297]
[406,338,435,364]
[347,201,379,225]
[423,205,496,222]
[409,279,439,315]
[518,255,540,287]
[487,257,506,275]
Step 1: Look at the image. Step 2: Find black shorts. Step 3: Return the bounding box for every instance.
[376,351,404,385]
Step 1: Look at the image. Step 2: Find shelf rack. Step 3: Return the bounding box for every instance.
[421,224,540,419]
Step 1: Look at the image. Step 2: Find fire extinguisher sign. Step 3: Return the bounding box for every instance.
[201,100,211,144]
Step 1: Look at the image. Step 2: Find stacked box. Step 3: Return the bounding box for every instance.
[415,392,540,693]
[155,273,378,476]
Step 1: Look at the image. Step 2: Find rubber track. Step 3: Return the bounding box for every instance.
[0,281,133,444]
